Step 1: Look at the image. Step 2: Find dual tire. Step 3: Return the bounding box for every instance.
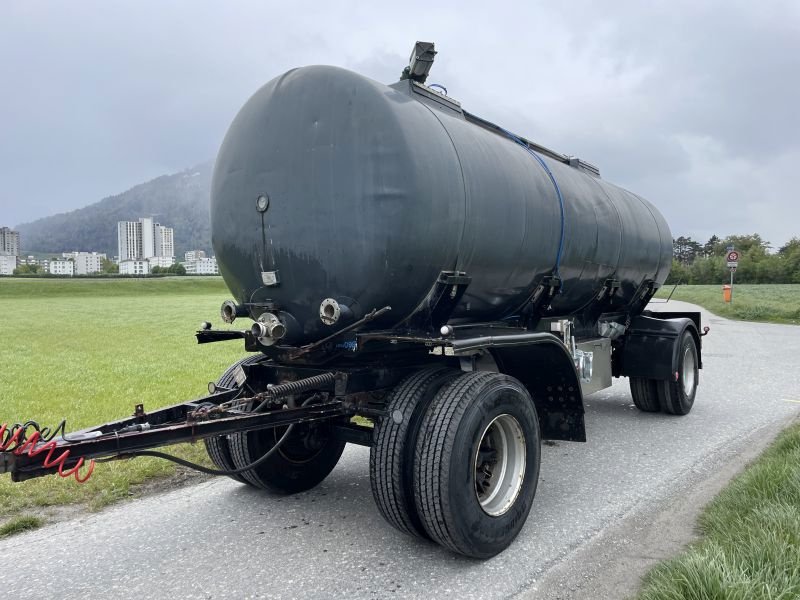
[629,330,699,415]
[371,369,541,559]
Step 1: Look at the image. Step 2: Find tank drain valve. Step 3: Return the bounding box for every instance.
[251,312,287,345]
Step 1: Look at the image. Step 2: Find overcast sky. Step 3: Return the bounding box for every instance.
[1,1,798,246]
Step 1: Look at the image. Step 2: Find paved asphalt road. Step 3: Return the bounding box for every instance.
[2,301,799,599]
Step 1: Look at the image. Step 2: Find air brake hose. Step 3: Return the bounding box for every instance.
[0,420,95,483]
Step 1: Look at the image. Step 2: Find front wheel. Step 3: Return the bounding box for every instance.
[413,372,541,559]
[228,418,345,493]
[204,355,264,484]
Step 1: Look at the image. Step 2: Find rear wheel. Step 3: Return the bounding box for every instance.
[658,331,699,415]
[370,367,459,538]
[204,355,263,484]
[413,372,541,559]
[630,377,661,412]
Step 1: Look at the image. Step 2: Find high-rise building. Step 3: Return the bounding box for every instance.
[118,220,142,261]
[154,223,174,258]
[0,226,20,256]
[117,218,175,264]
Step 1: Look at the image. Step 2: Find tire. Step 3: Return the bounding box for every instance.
[657,331,699,415]
[370,367,460,538]
[630,377,661,412]
[204,354,264,484]
[413,372,541,559]
[228,408,346,494]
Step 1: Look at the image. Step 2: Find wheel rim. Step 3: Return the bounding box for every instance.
[681,345,696,392]
[474,414,526,516]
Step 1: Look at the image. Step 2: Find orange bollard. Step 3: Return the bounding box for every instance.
[722,284,732,303]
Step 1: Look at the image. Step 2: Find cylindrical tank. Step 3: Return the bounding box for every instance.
[211,66,672,344]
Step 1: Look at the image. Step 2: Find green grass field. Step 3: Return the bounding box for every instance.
[655,284,800,324]
[0,277,242,527]
[638,422,800,599]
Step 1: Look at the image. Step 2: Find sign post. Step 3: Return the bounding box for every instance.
[726,250,739,303]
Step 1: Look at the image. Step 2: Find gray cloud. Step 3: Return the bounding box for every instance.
[1,0,798,246]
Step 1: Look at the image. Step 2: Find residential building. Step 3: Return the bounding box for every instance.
[119,259,150,275]
[184,250,206,262]
[62,251,107,275]
[154,223,174,258]
[117,217,175,270]
[49,259,75,276]
[149,256,175,268]
[0,227,20,256]
[0,254,16,275]
[182,256,218,275]
[118,220,142,262]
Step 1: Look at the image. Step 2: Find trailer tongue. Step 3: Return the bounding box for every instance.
[0,371,368,483]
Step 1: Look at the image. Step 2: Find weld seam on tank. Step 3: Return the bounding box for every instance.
[499,127,566,283]
[413,100,469,268]
[631,191,671,281]
[585,176,625,271]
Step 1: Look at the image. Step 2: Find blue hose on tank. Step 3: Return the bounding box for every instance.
[499,127,566,283]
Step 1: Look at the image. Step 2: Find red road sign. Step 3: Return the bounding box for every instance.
[727,250,740,262]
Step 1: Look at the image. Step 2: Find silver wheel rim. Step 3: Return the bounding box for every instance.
[682,345,696,392]
[474,414,526,516]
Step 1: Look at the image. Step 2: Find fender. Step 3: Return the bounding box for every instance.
[451,333,585,442]
[617,314,702,381]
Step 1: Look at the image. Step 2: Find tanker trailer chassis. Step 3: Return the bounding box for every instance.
[0,274,705,559]
[1,43,708,558]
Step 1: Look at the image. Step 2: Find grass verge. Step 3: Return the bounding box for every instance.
[0,277,242,532]
[637,422,800,599]
[0,515,44,538]
[655,284,800,324]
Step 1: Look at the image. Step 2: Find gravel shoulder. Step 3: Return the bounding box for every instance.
[521,414,798,600]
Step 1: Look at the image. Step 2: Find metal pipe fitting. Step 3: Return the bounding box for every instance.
[220,300,248,324]
[251,312,287,345]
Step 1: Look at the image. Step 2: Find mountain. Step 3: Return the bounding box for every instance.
[15,162,213,257]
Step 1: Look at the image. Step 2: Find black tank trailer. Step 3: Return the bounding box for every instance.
[0,43,706,559]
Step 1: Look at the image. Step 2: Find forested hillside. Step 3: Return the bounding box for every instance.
[15,163,213,257]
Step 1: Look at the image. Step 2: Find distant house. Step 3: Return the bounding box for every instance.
[62,251,106,275]
[119,259,150,276]
[182,256,219,275]
[49,259,75,276]
[0,254,16,276]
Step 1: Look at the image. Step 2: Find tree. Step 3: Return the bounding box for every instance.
[13,263,40,275]
[778,238,800,283]
[702,235,721,257]
[167,263,186,275]
[721,234,770,257]
[101,257,118,274]
[673,236,702,265]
